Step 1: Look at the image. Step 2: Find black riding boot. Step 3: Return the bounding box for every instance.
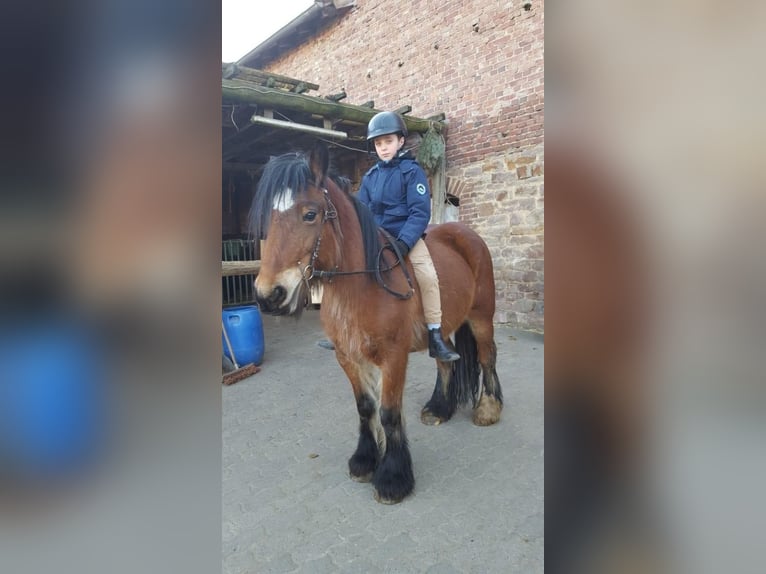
[428,328,460,362]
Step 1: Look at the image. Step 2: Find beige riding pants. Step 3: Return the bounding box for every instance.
[408,238,442,324]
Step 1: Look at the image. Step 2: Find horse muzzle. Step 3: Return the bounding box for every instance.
[255,267,307,315]
[254,285,289,315]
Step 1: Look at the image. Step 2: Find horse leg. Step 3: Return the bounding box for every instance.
[336,355,383,483]
[373,355,415,504]
[421,322,483,425]
[420,361,457,425]
[471,322,504,426]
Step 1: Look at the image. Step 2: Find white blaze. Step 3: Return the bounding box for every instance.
[272,188,295,212]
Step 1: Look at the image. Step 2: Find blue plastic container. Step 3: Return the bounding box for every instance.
[222,305,264,366]
[0,320,104,479]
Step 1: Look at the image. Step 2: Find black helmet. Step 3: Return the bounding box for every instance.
[367,111,408,140]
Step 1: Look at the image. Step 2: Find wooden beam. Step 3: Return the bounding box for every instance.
[222,260,261,277]
[222,63,238,80]
[223,79,441,134]
[394,105,412,115]
[231,66,320,91]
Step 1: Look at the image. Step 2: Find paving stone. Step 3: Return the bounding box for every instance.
[223,309,543,573]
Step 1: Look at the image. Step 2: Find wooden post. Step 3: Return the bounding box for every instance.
[431,154,447,224]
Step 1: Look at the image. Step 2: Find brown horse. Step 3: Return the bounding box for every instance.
[251,144,503,504]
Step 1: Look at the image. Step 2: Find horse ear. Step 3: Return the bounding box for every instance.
[309,141,329,186]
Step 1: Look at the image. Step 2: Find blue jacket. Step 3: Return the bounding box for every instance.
[357,152,431,249]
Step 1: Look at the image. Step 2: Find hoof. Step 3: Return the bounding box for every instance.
[350,471,373,483]
[371,451,414,504]
[420,408,446,426]
[349,453,377,482]
[473,394,502,426]
[374,489,405,505]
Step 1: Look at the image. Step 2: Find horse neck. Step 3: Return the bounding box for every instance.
[320,186,366,274]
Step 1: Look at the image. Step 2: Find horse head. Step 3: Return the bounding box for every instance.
[250,144,333,315]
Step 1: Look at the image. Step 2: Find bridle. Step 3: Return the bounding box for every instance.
[299,186,414,300]
[299,187,337,284]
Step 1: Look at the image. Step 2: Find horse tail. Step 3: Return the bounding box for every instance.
[449,322,481,408]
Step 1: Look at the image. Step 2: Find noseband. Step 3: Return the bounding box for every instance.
[299,186,414,300]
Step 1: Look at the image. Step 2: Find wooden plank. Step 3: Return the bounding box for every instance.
[235,66,320,91]
[222,260,261,277]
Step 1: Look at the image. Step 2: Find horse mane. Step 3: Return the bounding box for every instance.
[347,193,382,272]
[249,152,313,240]
[329,172,352,195]
[249,151,382,272]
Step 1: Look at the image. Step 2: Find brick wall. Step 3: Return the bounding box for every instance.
[261,0,544,330]
[452,145,544,328]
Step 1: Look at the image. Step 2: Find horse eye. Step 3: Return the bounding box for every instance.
[303,211,317,222]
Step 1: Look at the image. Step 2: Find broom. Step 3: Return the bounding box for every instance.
[222,319,260,385]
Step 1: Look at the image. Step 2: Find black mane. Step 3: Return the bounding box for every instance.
[249,151,382,272]
[249,152,312,241]
[348,193,383,272]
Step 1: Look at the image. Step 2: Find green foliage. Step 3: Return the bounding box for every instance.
[416,127,445,173]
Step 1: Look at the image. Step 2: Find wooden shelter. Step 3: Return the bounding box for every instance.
[222,63,445,172]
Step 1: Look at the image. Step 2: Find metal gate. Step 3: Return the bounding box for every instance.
[222,239,258,307]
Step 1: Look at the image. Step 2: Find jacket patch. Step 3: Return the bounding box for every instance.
[416,183,427,195]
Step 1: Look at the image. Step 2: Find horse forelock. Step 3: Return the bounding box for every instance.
[249,152,313,240]
[248,152,381,276]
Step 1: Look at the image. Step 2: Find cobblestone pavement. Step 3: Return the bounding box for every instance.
[223,309,543,573]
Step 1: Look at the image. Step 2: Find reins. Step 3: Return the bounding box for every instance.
[301,187,415,300]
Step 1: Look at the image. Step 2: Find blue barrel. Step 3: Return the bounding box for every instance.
[0,320,104,479]
[222,305,264,366]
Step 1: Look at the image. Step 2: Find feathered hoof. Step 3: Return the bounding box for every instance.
[348,453,376,483]
[350,471,373,483]
[473,394,502,426]
[373,488,407,505]
[372,452,414,504]
[420,408,447,426]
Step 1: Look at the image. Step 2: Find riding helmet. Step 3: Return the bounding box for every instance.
[367,111,408,140]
